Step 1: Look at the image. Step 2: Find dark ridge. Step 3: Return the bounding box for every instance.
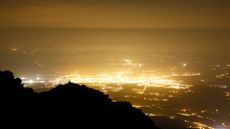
[0,70,159,129]
[151,116,190,129]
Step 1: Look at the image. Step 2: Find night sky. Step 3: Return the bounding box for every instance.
[0,0,230,28]
[0,0,230,74]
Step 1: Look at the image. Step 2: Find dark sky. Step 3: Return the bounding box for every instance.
[0,0,230,50]
[0,0,230,75]
[0,0,230,28]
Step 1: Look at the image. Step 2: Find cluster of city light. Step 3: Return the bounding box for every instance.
[176,108,230,129]
[21,71,201,90]
[225,92,230,97]
[21,76,46,86]
[21,59,201,90]
[192,122,215,129]
[52,72,193,89]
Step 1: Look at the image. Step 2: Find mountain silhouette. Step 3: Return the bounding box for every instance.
[0,70,159,129]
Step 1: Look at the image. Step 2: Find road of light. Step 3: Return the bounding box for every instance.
[192,122,215,129]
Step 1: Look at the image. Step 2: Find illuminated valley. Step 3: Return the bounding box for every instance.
[13,50,230,129]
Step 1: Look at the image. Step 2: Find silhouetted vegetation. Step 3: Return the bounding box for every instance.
[0,70,159,129]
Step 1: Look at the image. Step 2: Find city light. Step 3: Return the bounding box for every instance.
[52,72,194,89]
[27,80,34,84]
[192,122,215,129]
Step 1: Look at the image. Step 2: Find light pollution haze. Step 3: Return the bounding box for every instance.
[0,0,230,76]
[0,0,230,29]
[1,1,230,128]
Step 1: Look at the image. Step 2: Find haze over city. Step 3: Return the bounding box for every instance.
[0,0,230,129]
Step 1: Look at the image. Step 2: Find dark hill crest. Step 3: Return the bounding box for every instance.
[0,70,159,129]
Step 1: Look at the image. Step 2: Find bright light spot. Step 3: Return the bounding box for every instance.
[123,59,143,68]
[181,109,187,112]
[201,80,205,82]
[133,105,142,108]
[177,113,190,117]
[183,63,187,67]
[20,77,27,80]
[11,48,18,52]
[222,123,226,126]
[36,77,40,80]
[170,116,175,119]
[28,80,34,84]
[201,110,207,113]
[225,92,230,97]
[146,113,157,117]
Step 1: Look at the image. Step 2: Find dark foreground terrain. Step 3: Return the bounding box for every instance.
[0,70,159,129]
